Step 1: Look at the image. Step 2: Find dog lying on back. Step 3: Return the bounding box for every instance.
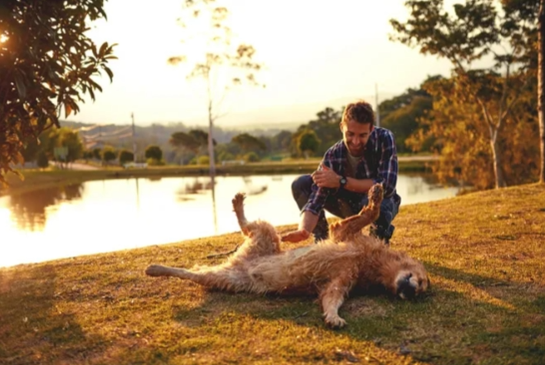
[145,184,430,328]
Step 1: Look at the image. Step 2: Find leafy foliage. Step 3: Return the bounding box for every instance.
[118,149,134,165]
[390,0,539,188]
[379,80,436,153]
[408,75,539,189]
[0,0,117,184]
[297,130,321,159]
[145,145,163,161]
[292,107,342,157]
[231,133,266,152]
[101,146,116,164]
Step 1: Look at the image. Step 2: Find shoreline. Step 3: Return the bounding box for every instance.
[1,159,431,197]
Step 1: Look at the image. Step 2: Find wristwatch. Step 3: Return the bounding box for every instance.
[339,176,347,188]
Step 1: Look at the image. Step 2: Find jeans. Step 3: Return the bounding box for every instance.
[291,174,401,243]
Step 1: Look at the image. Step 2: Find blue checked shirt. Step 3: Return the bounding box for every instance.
[302,127,399,216]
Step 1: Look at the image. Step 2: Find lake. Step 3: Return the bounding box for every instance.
[0,174,460,268]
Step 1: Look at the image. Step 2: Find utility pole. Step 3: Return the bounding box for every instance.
[375,83,380,128]
[131,112,137,163]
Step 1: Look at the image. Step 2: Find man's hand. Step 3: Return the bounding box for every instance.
[281,229,310,243]
[312,164,340,188]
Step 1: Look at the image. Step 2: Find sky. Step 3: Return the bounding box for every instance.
[67,0,458,128]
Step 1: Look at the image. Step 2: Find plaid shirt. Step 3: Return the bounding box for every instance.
[303,127,399,216]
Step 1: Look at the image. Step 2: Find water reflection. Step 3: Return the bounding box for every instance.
[8,183,84,231]
[0,173,460,268]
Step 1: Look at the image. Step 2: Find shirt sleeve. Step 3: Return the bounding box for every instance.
[301,150,334,215]
[373,130,398,198]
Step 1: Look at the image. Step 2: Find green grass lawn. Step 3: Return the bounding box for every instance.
[1,183,543,364]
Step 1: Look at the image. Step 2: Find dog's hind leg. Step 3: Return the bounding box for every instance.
[145,264,251,292]
[319,276,354,328]
[328,184,384,241]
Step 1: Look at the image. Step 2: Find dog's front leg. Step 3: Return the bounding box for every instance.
[232,193,251,236]
[319,276,353,328]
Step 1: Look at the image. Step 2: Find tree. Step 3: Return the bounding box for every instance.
[539,0,545,183]
[291,107,343,157]
[390,0,539,188]
[169,131,200,153]
[0,0,116,185]
[270,130,292,152]
[408,75,539,189]
[118,149,134,166]
[145,145,163,162]
[36,152,49,169]
[101,147,116,165]
[52,128,84,168]
[297,130,321,159]
[169,131,199,164]
[378,78,438,149]
[92,148,102,160]
[168,0,264,179]
[231,133,266,153]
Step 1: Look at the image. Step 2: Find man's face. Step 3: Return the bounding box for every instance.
[341,119,373,156]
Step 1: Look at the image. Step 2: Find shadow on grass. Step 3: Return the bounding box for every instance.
[0,264,107,364]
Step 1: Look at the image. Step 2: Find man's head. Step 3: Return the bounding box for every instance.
[340,100,375,157]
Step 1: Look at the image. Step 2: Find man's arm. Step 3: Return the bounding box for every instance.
[312,131,398,196]
[281,211,320,242]
[313,165,374,193]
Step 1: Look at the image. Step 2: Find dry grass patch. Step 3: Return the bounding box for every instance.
[1,183,544,364]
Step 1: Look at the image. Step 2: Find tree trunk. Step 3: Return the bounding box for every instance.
[490,127,506,188]
[539,0,545,183]
[207,109,216,178]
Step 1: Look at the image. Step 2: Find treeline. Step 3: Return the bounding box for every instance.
[21,69,540,192]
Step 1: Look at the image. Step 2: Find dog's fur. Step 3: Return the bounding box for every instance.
[145,184,430,327]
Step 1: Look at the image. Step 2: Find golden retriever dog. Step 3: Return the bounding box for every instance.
[145,184,430,328]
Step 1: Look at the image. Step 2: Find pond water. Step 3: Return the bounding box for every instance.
[0,174,460,268]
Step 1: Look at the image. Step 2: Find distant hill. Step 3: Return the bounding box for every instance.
[61,94,394,160]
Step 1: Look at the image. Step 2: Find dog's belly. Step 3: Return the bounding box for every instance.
[245,245,327,294]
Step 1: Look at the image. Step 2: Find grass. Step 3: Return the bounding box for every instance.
[3,183,542,364]
[1,158,430,197]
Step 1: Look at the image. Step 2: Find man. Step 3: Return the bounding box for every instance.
[282,99,401,245]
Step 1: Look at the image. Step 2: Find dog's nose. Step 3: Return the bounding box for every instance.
[396,274,416,299]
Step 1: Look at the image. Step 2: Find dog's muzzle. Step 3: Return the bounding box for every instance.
[396,273,416,299]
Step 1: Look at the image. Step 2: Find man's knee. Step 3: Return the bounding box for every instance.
[291,174,312,197]
[380,197,399,220]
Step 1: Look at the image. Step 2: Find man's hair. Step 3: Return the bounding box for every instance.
[341,100,375,125]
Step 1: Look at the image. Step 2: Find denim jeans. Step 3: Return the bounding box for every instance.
[291,174,401,243]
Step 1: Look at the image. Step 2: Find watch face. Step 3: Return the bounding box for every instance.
[340,177,347,185]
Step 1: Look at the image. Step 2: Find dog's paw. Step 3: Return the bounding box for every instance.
[324,314,347,329]
[232,192,245,210]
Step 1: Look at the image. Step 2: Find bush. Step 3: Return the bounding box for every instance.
[146,158,165,166]
[244,152,260,162]
[218,152,235,162]
[197,155,210,165]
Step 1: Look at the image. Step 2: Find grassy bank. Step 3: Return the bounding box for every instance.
[1,158,429,196]
[1,183,544,364]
